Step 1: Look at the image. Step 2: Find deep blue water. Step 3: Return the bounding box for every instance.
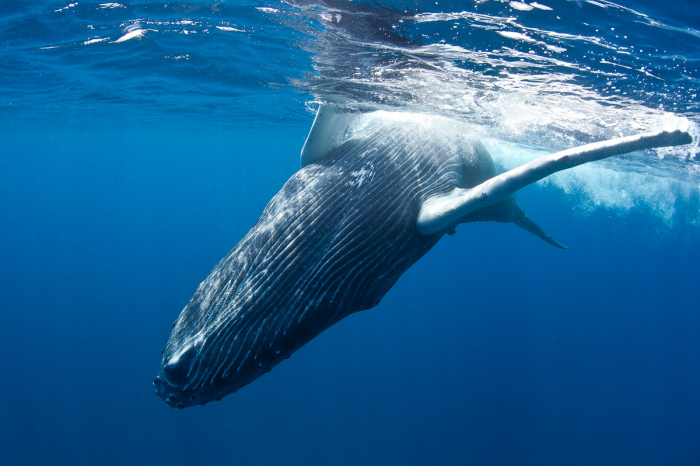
[2,1,700,465]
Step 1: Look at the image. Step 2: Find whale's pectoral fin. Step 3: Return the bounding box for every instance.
[417,122,693,237]
[453,195,567,248]
[512,209,567,249]
[301,104,356,168]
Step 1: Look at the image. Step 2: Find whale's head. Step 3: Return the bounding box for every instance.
[153,261,295,408]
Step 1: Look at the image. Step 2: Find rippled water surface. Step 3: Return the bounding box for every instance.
[4,1,700,129]
[2,0,700,219]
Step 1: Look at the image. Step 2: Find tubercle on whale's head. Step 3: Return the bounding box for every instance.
[154,338,208,409]
[154,315,239,408]
[154,341,238,409]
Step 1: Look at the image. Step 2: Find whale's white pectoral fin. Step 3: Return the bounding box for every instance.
[417,125,693,236]
[301,105,356,168]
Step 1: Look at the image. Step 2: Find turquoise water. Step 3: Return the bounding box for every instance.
[1,1,699,465]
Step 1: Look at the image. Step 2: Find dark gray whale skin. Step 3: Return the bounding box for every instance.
[154,115,551,408]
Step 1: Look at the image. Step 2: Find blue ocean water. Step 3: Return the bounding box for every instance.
[1,1,699,465]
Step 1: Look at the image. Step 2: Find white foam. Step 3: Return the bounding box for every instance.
[531,2,553,11]
[545,44,567,53]
[216,26,245,33]
[497,31,537,42]
[55,3,78,13]
[84,37,108,45]
[587,0,608,8]
[510,2,534,12]
[415,11,516,24]
[114,29,145,43]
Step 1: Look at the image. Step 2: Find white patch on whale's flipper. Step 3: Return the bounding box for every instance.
[301,105,356,168]
[417,124,693,235]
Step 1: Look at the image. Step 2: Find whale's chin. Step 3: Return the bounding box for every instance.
[153,371,232,409]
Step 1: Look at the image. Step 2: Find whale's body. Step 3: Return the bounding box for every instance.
[154,110,691,408]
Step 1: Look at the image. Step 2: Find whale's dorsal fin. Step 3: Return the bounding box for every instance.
[301,105,356,168]
[417,123,693,236]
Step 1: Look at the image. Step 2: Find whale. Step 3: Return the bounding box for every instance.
[154,107,691,408]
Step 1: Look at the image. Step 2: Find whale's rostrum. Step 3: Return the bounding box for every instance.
[154,107,692,408]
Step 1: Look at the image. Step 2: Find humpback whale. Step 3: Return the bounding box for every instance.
[154,107,691,408]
